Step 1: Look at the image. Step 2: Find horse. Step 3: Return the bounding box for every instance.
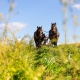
[34,26,47,48]
[49,22,60,46]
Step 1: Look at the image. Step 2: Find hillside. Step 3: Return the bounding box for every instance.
[0,41,80,80]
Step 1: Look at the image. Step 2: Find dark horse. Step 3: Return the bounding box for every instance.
[49,22,60,46]
[34,26,47,48]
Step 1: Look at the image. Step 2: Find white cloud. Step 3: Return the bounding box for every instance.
[0,22,28,31]
[73,4,80,10]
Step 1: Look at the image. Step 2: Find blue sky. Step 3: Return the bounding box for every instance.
[0,0,80,44]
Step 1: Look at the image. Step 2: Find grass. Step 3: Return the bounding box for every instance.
[0,39,80,80]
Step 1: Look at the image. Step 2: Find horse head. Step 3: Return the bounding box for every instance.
[37,26,43,38]
[51,22,57,34]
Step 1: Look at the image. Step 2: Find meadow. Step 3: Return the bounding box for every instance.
[0,38,80,80]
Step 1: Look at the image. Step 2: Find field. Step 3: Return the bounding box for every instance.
[0,0,80,79]
[0,39,80,80]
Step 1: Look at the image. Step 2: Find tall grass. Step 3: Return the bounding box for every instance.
[0,41,80,80]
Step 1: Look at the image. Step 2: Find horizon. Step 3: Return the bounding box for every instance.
[0,0,80,44]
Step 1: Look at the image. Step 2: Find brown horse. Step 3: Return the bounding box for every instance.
[34,26,47,48]
[49,23,60,46]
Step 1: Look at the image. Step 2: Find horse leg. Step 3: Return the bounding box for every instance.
[35,42,39,48]
[54,42,57,46]
[49,39,53,46]
[39,41,42,48]
[36,41,41,48]
[53,36,58,46]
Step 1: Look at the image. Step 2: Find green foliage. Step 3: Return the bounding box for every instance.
[0,40,80,80]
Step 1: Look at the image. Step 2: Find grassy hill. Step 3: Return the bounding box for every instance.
[0,40,80,80]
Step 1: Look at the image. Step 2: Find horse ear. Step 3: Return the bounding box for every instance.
[37,26,38,28]
[55,22,56,25]
[41,26,42,28]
